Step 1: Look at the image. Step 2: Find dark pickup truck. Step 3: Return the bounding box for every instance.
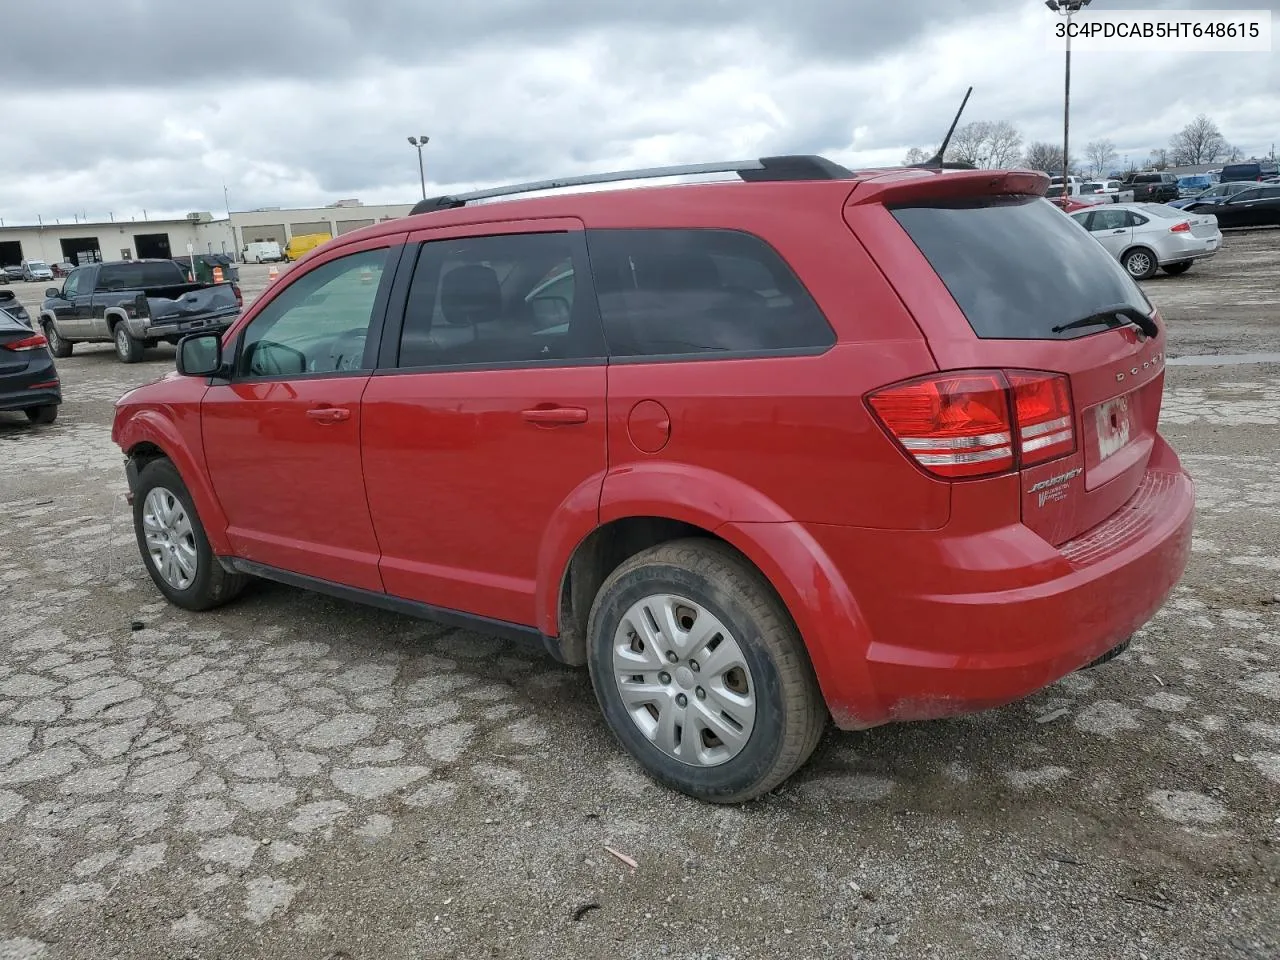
[39,259,242,363]
[1123,171,1180,203]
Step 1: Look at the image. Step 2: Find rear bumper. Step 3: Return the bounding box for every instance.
[0,384,61,412]
[1159,233,1220,263]
[796,439,1194,728]
[135,312,237,340]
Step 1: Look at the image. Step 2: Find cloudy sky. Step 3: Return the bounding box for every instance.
[0,0,1275,223]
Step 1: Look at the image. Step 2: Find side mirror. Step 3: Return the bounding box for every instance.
[45,287,60,299]
[177,332,223,377]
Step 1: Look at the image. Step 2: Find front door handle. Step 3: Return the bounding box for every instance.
[306,406,351,424]
[522,406,588,425]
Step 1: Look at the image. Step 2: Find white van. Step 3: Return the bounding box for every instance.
[242,241,283,264]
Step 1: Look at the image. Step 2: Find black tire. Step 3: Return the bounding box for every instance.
[24,405,57,424]
[586,538,826,803]
[132,458,248,611]
[42,319,72,358]
[1122,247,1159,280]
[113,323,144,363]
[1161,261,1193,276]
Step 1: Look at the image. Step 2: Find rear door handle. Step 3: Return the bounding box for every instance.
[306,406,351,424]
[522,406,588,425]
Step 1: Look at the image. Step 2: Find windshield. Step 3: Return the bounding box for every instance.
[28,261,48,269]
[1080,183,1102,194]
[891,196,1151,341]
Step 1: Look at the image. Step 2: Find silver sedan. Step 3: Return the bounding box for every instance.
[1068,202,1222,279]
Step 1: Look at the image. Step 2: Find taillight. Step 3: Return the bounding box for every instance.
[868,369,1075,480]
[1009,371,1076,466]
[232,283,243,308]
[1170,221,1191,233]
[867,372,1014,478]
[2,334,48,352]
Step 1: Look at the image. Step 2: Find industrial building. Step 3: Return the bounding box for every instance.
[0,199,415,269]
[230,199,413,252]
[0,213,235,270]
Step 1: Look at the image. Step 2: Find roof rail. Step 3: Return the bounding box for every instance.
[409,154,855,215]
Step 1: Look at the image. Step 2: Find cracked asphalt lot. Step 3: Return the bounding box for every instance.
[1,236,1279,960]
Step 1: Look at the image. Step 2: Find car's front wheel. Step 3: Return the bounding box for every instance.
[132,458,247,611]
[587,539,826,803]
[1122,247,1159,280]
[42,320,71,358]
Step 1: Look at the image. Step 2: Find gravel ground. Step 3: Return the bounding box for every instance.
[1,231,1278,960]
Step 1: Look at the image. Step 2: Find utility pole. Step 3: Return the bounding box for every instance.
[1046,0,1093,187]
[407,136,430,200]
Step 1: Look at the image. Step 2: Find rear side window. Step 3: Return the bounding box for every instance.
[97,261,186,290]
[891,197,1150,341]
[397,232,604,368]
[585,228,834,358]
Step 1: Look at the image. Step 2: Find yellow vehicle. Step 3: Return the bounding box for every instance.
[284,233,332,262]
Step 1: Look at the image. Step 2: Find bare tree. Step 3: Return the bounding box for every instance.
[943,121,1024,167]
[902,146,932,166]
[1024,141,1068,174]
[1169,115,1228,166]
[1148,147,1170,170]
[1084,138,1117,177]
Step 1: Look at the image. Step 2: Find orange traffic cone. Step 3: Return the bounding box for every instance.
[268,265,279,283]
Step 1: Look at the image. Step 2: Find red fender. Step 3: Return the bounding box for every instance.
[114,406,232,556]
[537,463,879,726]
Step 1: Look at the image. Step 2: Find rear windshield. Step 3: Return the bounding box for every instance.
[97,261,187,291]
[891,196,1150,340]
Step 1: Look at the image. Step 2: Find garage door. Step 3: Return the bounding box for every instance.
[335,219,375,235]
[290,221,331,237]
[243,224,286,245]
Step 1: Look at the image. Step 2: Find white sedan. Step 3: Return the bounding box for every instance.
[1068,203,1222,279]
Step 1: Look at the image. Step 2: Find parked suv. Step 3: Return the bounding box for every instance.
[112,157,1194,802]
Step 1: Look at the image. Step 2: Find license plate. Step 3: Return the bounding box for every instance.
[1095,394,1132,461]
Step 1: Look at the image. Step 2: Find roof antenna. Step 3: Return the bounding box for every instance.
[914,87,976,170]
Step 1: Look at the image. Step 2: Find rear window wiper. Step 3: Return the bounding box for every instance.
[1051,305,1157,338]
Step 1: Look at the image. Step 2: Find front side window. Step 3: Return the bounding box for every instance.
[62,271,81,298]
[396,232,603,368]
[585,228,834,358]
[237,247,390,378]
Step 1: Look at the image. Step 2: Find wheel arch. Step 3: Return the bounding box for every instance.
[119,414,232,555]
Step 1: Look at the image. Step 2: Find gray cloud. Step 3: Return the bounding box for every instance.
[0,1,1275,223]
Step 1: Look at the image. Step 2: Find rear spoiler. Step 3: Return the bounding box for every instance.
[846,169,1050,207]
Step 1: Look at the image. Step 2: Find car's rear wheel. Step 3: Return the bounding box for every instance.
[1122,247,1159,280]
[133,458,247,611]
[42,320,71,358]
[24,405,57,424]
[114,324,144,363]
[586,539,826,803]
[1162,261,1193,276]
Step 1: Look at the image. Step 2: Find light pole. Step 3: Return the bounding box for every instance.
[1046,0,1092,189]
[407,135,429,200]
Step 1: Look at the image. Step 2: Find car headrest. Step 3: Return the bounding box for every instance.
[440,264,502,326]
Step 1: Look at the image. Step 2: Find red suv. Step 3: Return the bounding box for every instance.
[112,157,1194,802]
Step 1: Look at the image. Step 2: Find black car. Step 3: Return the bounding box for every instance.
[0,265,24,284]
[0,306,60,424]
[1219,161,1280,183]
[0,289,32,326]
[1186,184,1280,228]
